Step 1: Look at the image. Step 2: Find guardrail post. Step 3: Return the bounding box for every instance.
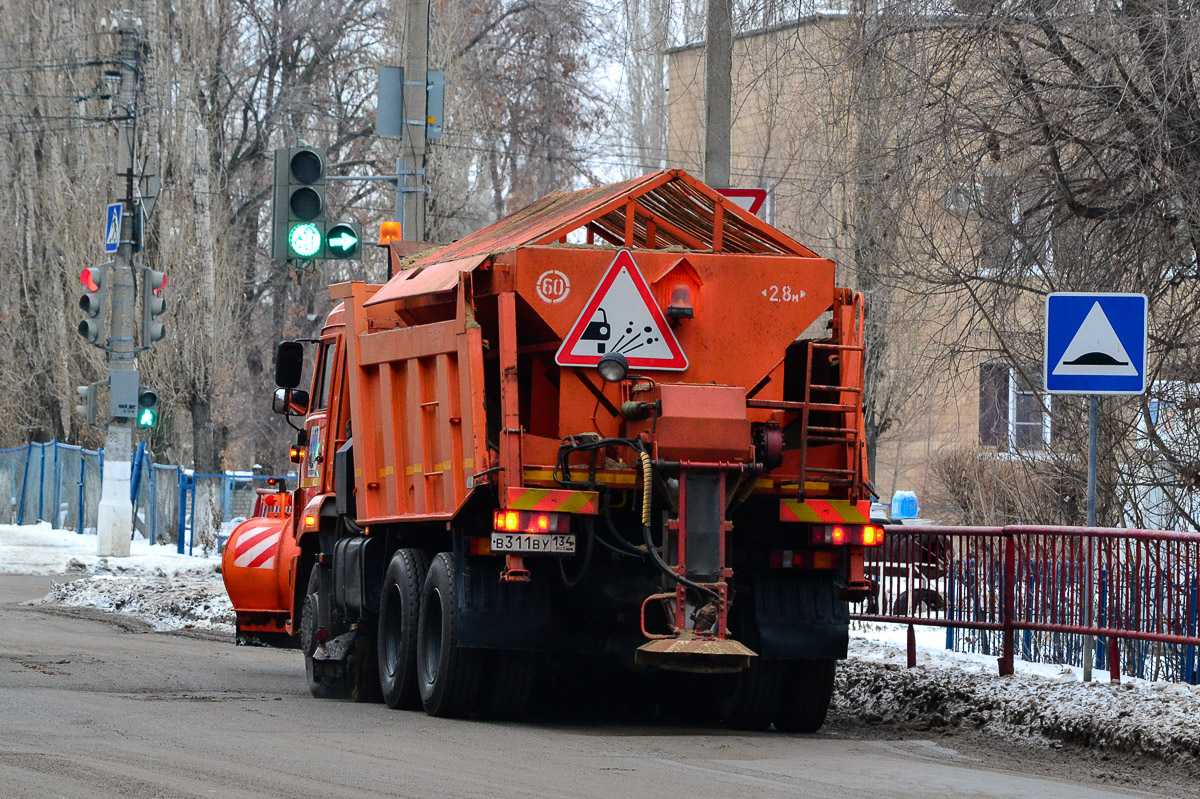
[176,469,188,555]
[77,455,85,535]
[1097,569,1108,672]
[945,560,956,651]
[907,623,916,668]
[998,532,1015,676]
[1109,636,1120,683]
[1186,578,1197,685]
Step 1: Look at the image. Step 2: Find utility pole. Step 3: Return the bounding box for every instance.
[400,0,430,241]
[96,8,142,558]
[703,0,732,188]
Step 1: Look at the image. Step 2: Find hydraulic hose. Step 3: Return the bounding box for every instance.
[637,451,720,604]
[558,516,595,589]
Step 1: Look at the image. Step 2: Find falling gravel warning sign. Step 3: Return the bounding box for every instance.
[555,249,688,371]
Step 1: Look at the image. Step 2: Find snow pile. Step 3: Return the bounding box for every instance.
[1,522,234,634]
[841,633,1200,762]
[0,522,217,577]
[44,572,235,634]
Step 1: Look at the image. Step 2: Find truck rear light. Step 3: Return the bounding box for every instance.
[811,524,884,546]
[768,549,840,570]
[492,509,569,534]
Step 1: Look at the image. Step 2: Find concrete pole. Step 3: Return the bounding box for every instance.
[401,0,430,241]
[703,0,732,187]
[96,8,141,558]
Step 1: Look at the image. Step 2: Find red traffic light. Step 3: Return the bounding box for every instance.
[153,274,166,294]
[80,268,100,293]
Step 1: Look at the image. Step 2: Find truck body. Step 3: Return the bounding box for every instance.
[223,170,878,730]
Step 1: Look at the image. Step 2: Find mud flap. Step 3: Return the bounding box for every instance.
[457,557,552,650]
[753,571,849,660]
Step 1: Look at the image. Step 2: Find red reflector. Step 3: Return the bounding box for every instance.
[468,537,493,556]
[315,628,329,643]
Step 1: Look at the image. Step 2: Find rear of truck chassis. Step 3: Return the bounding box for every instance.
[223,170,880,731]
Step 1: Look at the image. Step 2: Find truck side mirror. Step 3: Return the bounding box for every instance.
[272,387,310,416]
[274,341,305,389]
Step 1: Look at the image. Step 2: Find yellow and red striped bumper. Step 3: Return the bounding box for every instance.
[504,487,599,515]
[779,499,870,524]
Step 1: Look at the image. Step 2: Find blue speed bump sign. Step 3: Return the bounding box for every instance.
[104,202,122,253]
[1045,293,1147,395]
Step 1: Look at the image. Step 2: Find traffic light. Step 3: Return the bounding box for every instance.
[141,266,166,347]
[78,263,110,347]
[326,222,362,260]
[272,146,327,260]
[136,389,158,428]
[75,382,99,426]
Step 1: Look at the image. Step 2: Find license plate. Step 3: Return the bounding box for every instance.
[490,533,576,554]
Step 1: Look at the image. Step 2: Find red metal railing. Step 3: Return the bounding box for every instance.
[853,525,1200,682]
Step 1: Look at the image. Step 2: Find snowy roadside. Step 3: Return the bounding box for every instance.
[841,624,1200,763]
[4,522,1200,761]
[1,522,235,634]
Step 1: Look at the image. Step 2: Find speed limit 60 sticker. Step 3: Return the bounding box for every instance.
[536,270,570,303]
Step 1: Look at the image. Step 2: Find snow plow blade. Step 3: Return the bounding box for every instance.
[221,515,297,641]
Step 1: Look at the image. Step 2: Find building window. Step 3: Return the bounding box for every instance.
[979,362,1050,451]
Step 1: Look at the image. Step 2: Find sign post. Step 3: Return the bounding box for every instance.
[1045,292,1148,682]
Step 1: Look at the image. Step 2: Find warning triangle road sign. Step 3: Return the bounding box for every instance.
[1052,302,1137,377]
[556,249,688,371]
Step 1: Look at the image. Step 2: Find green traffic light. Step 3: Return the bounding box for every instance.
[328,229,358,253]
[288,223,322,258]
[137,407,156,428]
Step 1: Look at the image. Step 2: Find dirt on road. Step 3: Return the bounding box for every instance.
[1,574,1196,799]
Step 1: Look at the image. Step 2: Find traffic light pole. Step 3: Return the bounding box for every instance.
[400,0,429,241]
[96,10,141,558]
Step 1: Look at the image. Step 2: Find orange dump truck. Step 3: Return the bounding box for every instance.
[223,170,878,730]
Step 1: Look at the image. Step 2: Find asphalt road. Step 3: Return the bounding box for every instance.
[0,574,1190,799]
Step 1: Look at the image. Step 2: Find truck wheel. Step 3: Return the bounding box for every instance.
[478,650,538,720]
[377,548,430,710]
[774,659,835,733]
[417,552,482,717]
[301,564,349,699]
[719,659,782,731]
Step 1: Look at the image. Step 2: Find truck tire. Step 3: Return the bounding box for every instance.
[719,659,782,731]
[377,548,430,710]
[478,650,538,720]
[774,659,835,733]
[417,552,483,717]
[301,565,350,699]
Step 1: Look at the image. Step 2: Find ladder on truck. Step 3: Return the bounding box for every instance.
[746,290,867,498]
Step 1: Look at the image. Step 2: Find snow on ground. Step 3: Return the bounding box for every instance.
[0,522,234,634]
[4,522,1200,760]
[841,623,1200,762]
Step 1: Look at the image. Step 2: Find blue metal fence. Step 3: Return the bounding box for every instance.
[0,440,289,554]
